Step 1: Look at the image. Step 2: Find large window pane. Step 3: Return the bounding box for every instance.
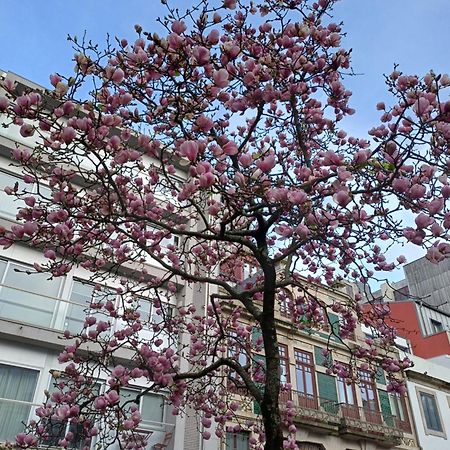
[419,392,443,432]
[0,260,62,328]
[141,394,164,424]
[226,432,249,450]
[66,281,115,333]
[0,171,23,220]
[0,364,39,441]
[120,388,164,425]
[41,376,99,449]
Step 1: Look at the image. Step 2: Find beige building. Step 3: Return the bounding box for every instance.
[212,281,420,450]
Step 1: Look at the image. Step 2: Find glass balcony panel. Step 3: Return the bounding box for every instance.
[0,261,63,328]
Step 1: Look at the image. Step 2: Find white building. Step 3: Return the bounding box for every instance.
[404,356,450,450]
[0,70,198,450]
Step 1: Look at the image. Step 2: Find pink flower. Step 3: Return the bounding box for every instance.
[207,29,220,44]
[94,396,108,410]
[413,97,430,117]
[239,153,252,167]
[287,190,308,205]
[256,155,275,172]
[180,140,199,162]
[0,96,8,111]
[201,417,212,428]
[213,69,229,88]
[105,390,120,404]
[222,141,238,155]
[23,221,38,236]
[333,190,351,207]
[62,126,76,144]
[193,46,210,66]
[111,68,125,84]
[224,0,237,9]
[392,178,409,193]
[408,184,426,199]
[171,20,187,34]
[415,213,433,229]
[19,123,34,138]
[196,115,214,132]
[426,246,445,264]
[199,172,215,188]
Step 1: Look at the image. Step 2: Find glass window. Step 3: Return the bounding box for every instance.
[0,364,39,441]
[390,393,405,421]
[337,377,356,405]
[0,170,23,219]
[279,345,290,385]
[120,388,164,425]
[0,170,52,220]
[279,290,292,318]
[430,319,444,334]
[226,432,249,450]
[66,280,115,333]
[0,259,63,328]
[419,391,443,433]
[227,331,250,393]
[358,370,378,411]
[41,374,100,449]
[294,349,316,408]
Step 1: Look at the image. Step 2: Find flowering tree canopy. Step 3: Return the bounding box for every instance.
[0,0,449,449]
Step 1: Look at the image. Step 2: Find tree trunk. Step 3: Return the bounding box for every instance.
[260,260,284,450]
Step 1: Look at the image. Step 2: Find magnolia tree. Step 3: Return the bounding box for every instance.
[0,0,449,449]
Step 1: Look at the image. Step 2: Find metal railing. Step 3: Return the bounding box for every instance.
[283,390,407,441]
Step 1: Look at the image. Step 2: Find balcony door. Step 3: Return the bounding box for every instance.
[294,349,317,409]
[337,375,359,419]
[359,370,382,424]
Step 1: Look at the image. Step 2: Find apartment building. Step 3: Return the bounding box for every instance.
[0,70,197,450]
[216,282,419,450]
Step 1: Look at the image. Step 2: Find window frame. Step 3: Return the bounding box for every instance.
[225,431,249,450]
[358,369,379,412]
[294,349,317,402]
[0,168,52,221]
[227,330,250,394]
[278,344,290,385]
[415,387,446,438]
[0,362,40,443]
[119,386,166,429]
[0,257,65,329]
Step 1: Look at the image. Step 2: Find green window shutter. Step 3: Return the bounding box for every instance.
[317,373,338,414]
[378,390,394,426]
[314,346,332,367]
[375,367,386,385]
[252,327,263,347]
[329,313,340,339]
[252,354,266,415]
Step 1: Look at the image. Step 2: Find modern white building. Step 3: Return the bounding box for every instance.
[0,70,199,450]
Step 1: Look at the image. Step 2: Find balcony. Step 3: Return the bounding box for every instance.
[0,279,172,351]
[338,405,404,447]
[285,391,405,447]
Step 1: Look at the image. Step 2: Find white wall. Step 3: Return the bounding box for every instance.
[406,357,450,450]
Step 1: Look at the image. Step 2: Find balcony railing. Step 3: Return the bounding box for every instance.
[284,391,406,445]
[0,282,164,343]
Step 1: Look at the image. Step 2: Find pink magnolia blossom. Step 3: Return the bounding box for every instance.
[213,69,229,88]
[256,155,275,172]
[180,140,199,162]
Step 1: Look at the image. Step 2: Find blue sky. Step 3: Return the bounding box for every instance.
[1,0,449,281]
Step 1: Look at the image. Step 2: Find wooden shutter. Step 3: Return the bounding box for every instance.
[317,373,338,413]
[378,389,394,426]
